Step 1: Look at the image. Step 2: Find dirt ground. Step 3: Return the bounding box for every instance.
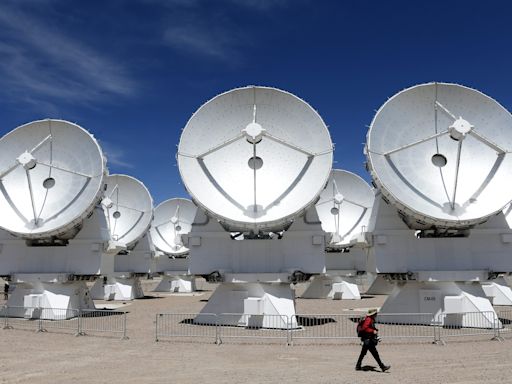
[1,278,511,384]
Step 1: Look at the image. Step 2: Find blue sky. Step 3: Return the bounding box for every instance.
[0,0,511,204]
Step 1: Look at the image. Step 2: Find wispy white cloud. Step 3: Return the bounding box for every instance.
[0,3,136,110]
[159,0,293,61]
[164,24,236,60]
[99,140,135,169]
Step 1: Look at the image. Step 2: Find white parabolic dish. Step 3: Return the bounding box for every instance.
[315,169,374,246]
[0,119,106,238]
[177,86,334,232]
[150,198,197,256]
[366,82,512,228]
[103,174,153,247]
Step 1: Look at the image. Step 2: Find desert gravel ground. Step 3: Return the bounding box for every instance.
[1,278,511,384]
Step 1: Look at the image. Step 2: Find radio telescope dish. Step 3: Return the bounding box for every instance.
[149,198,197,256]
[178,86,333,232]
[0,119,106,238]
[366,82,512,228]
[315,169,374,246]
[102,174,153,247]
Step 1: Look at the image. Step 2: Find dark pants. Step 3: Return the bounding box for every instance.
[356,338,384,368]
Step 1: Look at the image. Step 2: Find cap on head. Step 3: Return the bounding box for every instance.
[367,308,378,316]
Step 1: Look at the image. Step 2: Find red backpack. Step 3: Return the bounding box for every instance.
[356,318,365,337]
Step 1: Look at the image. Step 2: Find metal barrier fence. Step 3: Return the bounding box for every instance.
[289,313,436,344]
[40,307,80,335]
[1,306,80,334]
[290,313,364,344]
[79,309,128,339]
[495,308,512,339]
[155,313,218,343]
[434,311,499,342]
[376,313,437,342]
[2,306,507,344]
[155,311,508,345]
[217,313,290,344]
[1,306,127,339]
[155,313,289,344]
[2,306,51,332]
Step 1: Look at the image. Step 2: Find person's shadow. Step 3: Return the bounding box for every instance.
[360,365,380,372]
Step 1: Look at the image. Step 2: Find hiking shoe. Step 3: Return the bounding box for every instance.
[381,365,390,372]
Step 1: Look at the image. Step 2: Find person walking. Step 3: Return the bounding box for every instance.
[3,282,9,300]
[355,308,390,372]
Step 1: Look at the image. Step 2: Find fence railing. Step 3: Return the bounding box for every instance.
[2,306,506,344]
[290,313,364,344]
[1,306,128,339]
[217,313,290,344]
[375,313,438,341]
[155,311,505,345]
[79,309,128,339]
[155,313,218,343]
[494,308,512,338]
[433,311,500,342]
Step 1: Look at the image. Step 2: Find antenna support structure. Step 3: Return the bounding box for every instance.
[177,86,333,328]
[90,174,154,301]
[364,82,512,326]
[0,119,112,319]
[302,169,375,300]
[150,198,198,293]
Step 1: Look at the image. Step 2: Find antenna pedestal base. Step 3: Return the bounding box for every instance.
[5,274,94,319]
[90,273,144,301]
[482,277,512,305]
[301,274,361,300]
[301,248,369,299]
[153,253,196,293]
[365,274,394,295]
[378,280,499,328]
[194,281,298,329]
[153,272,196,293]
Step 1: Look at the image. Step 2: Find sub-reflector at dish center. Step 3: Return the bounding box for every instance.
[178,86,333,232]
